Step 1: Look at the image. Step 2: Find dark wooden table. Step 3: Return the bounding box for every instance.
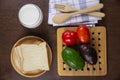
[0,0,120,80]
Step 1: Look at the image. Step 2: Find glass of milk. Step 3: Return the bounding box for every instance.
[18,4,43,29]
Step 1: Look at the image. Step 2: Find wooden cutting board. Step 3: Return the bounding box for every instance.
[57,27,107,76]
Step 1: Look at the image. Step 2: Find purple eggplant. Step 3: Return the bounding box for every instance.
[79,44,98,65]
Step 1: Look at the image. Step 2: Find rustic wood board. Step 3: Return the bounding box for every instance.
[57,27,107,76]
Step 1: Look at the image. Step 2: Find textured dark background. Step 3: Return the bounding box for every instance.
[0,0,120,80]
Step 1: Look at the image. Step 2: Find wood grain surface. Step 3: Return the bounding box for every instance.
[0,0,120,80]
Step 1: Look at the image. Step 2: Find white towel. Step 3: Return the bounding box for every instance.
[48,0,101,26]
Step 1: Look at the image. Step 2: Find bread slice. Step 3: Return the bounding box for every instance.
[14,42,49,74]
[14,46,23,72]
[20,42,49,73]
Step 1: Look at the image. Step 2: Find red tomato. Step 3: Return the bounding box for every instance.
[62,30,78,45]
[77,25,90,44]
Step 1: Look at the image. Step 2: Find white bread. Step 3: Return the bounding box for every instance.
[14,42,49,74]
[14,46,23,71]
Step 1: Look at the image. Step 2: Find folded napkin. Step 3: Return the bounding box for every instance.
[48,0,101,26]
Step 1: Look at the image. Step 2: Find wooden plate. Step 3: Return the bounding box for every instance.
[57,27,107,76]
[11,36,52,78]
